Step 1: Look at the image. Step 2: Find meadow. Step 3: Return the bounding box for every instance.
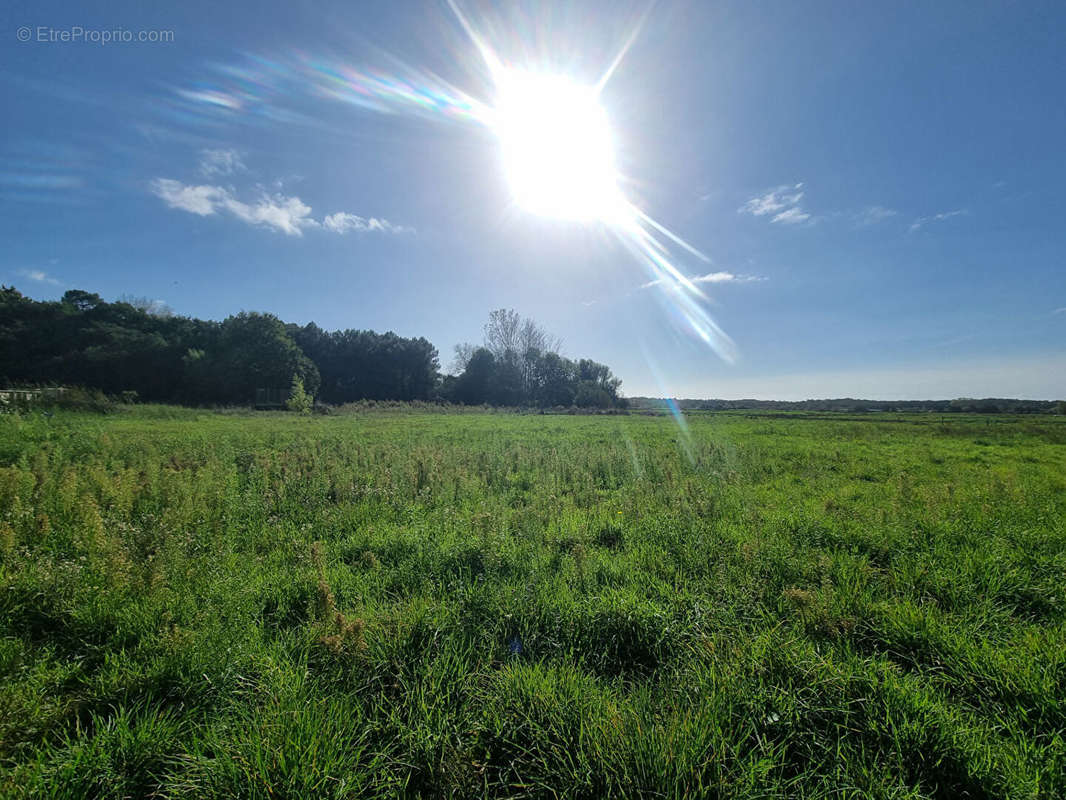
[0,406,1064,798]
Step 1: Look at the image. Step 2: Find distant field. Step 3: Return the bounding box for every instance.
[1,407,1064,798]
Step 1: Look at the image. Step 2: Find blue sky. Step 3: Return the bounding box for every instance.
[3,0,1064,399]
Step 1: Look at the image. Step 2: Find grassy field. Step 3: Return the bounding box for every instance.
[0,407,1064,798]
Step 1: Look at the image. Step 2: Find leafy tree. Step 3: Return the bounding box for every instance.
[532,351,577,406]
[116,295,174,318]
[290,324,440,403]
[449,311,624,408]
[453,348,496,405]
[180,348,217,403]
[285,374,312,413]
[575,382,612,408]
[61,289,103,312]
[218,312,319,404]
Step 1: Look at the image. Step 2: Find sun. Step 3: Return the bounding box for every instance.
[491,69,629,223]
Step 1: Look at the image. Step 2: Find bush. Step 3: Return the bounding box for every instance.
[48,387,117,414]
[285,375,312,414]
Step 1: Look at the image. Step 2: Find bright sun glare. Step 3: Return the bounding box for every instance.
[492,69,628,223]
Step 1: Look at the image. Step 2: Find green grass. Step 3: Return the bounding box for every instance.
[1,406,1064,798]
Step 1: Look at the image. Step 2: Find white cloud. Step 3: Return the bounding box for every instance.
[855,205,898,226]
[1054,307,1066,315]
[740,183,811,225]
[693,271,765,284]
[177,88,241,109]
[322,212,412,235]
[17,268,61,285]
[151,178,314,235]
[740,184,803,216]
[770,207,810,225]
[151,178,225,216]
[641,271,765,290]
[198,148,245,178]
[221,193,317,236]
[152,177,409,237]
[909,209,967,233]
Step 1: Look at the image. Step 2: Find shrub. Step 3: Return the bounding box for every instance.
[285,374,312,414]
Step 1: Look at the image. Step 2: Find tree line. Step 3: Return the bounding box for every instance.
[0,287,626,408]
[628,396,1064,414]
[443,309,624,408]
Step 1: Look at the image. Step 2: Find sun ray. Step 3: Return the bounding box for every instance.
[631,206,712,264]
[595,2,655,94]
[169,2,740,363]
[446,0,504,81]
[442,3,736,359]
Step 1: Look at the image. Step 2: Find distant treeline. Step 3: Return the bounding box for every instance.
[628,397,1065,414]
[0,287,625,408]
[443,309,625,409]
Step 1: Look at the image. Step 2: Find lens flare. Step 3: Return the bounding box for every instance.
[449,0,737,362]
[165,2,739,364]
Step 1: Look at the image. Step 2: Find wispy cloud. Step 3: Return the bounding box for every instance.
[151,178,409,237]
[16,268,62,286]
[322,212,412,234]
[694,271,766,284]
[909,209,967,233]
[642,271,766,289]
[770,207,810,225]
[198,148,245,178]
[1054,307,1066,315]
[224,193,316,236]
[151,179,226,216]
[152,178,316,235]
[854,205,898,226]
[739,183,811,225]
[0,140,88,205]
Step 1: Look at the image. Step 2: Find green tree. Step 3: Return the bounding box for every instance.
[449,312,626,408]
[285,374,312,413]
[60,289,103,312]
[453,348,496,405]
[218,312,319,404]
[531,350,577,407]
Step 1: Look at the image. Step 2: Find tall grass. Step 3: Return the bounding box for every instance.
[0,407,1063,797]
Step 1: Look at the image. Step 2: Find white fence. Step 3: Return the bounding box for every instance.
[0,387,67,405]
